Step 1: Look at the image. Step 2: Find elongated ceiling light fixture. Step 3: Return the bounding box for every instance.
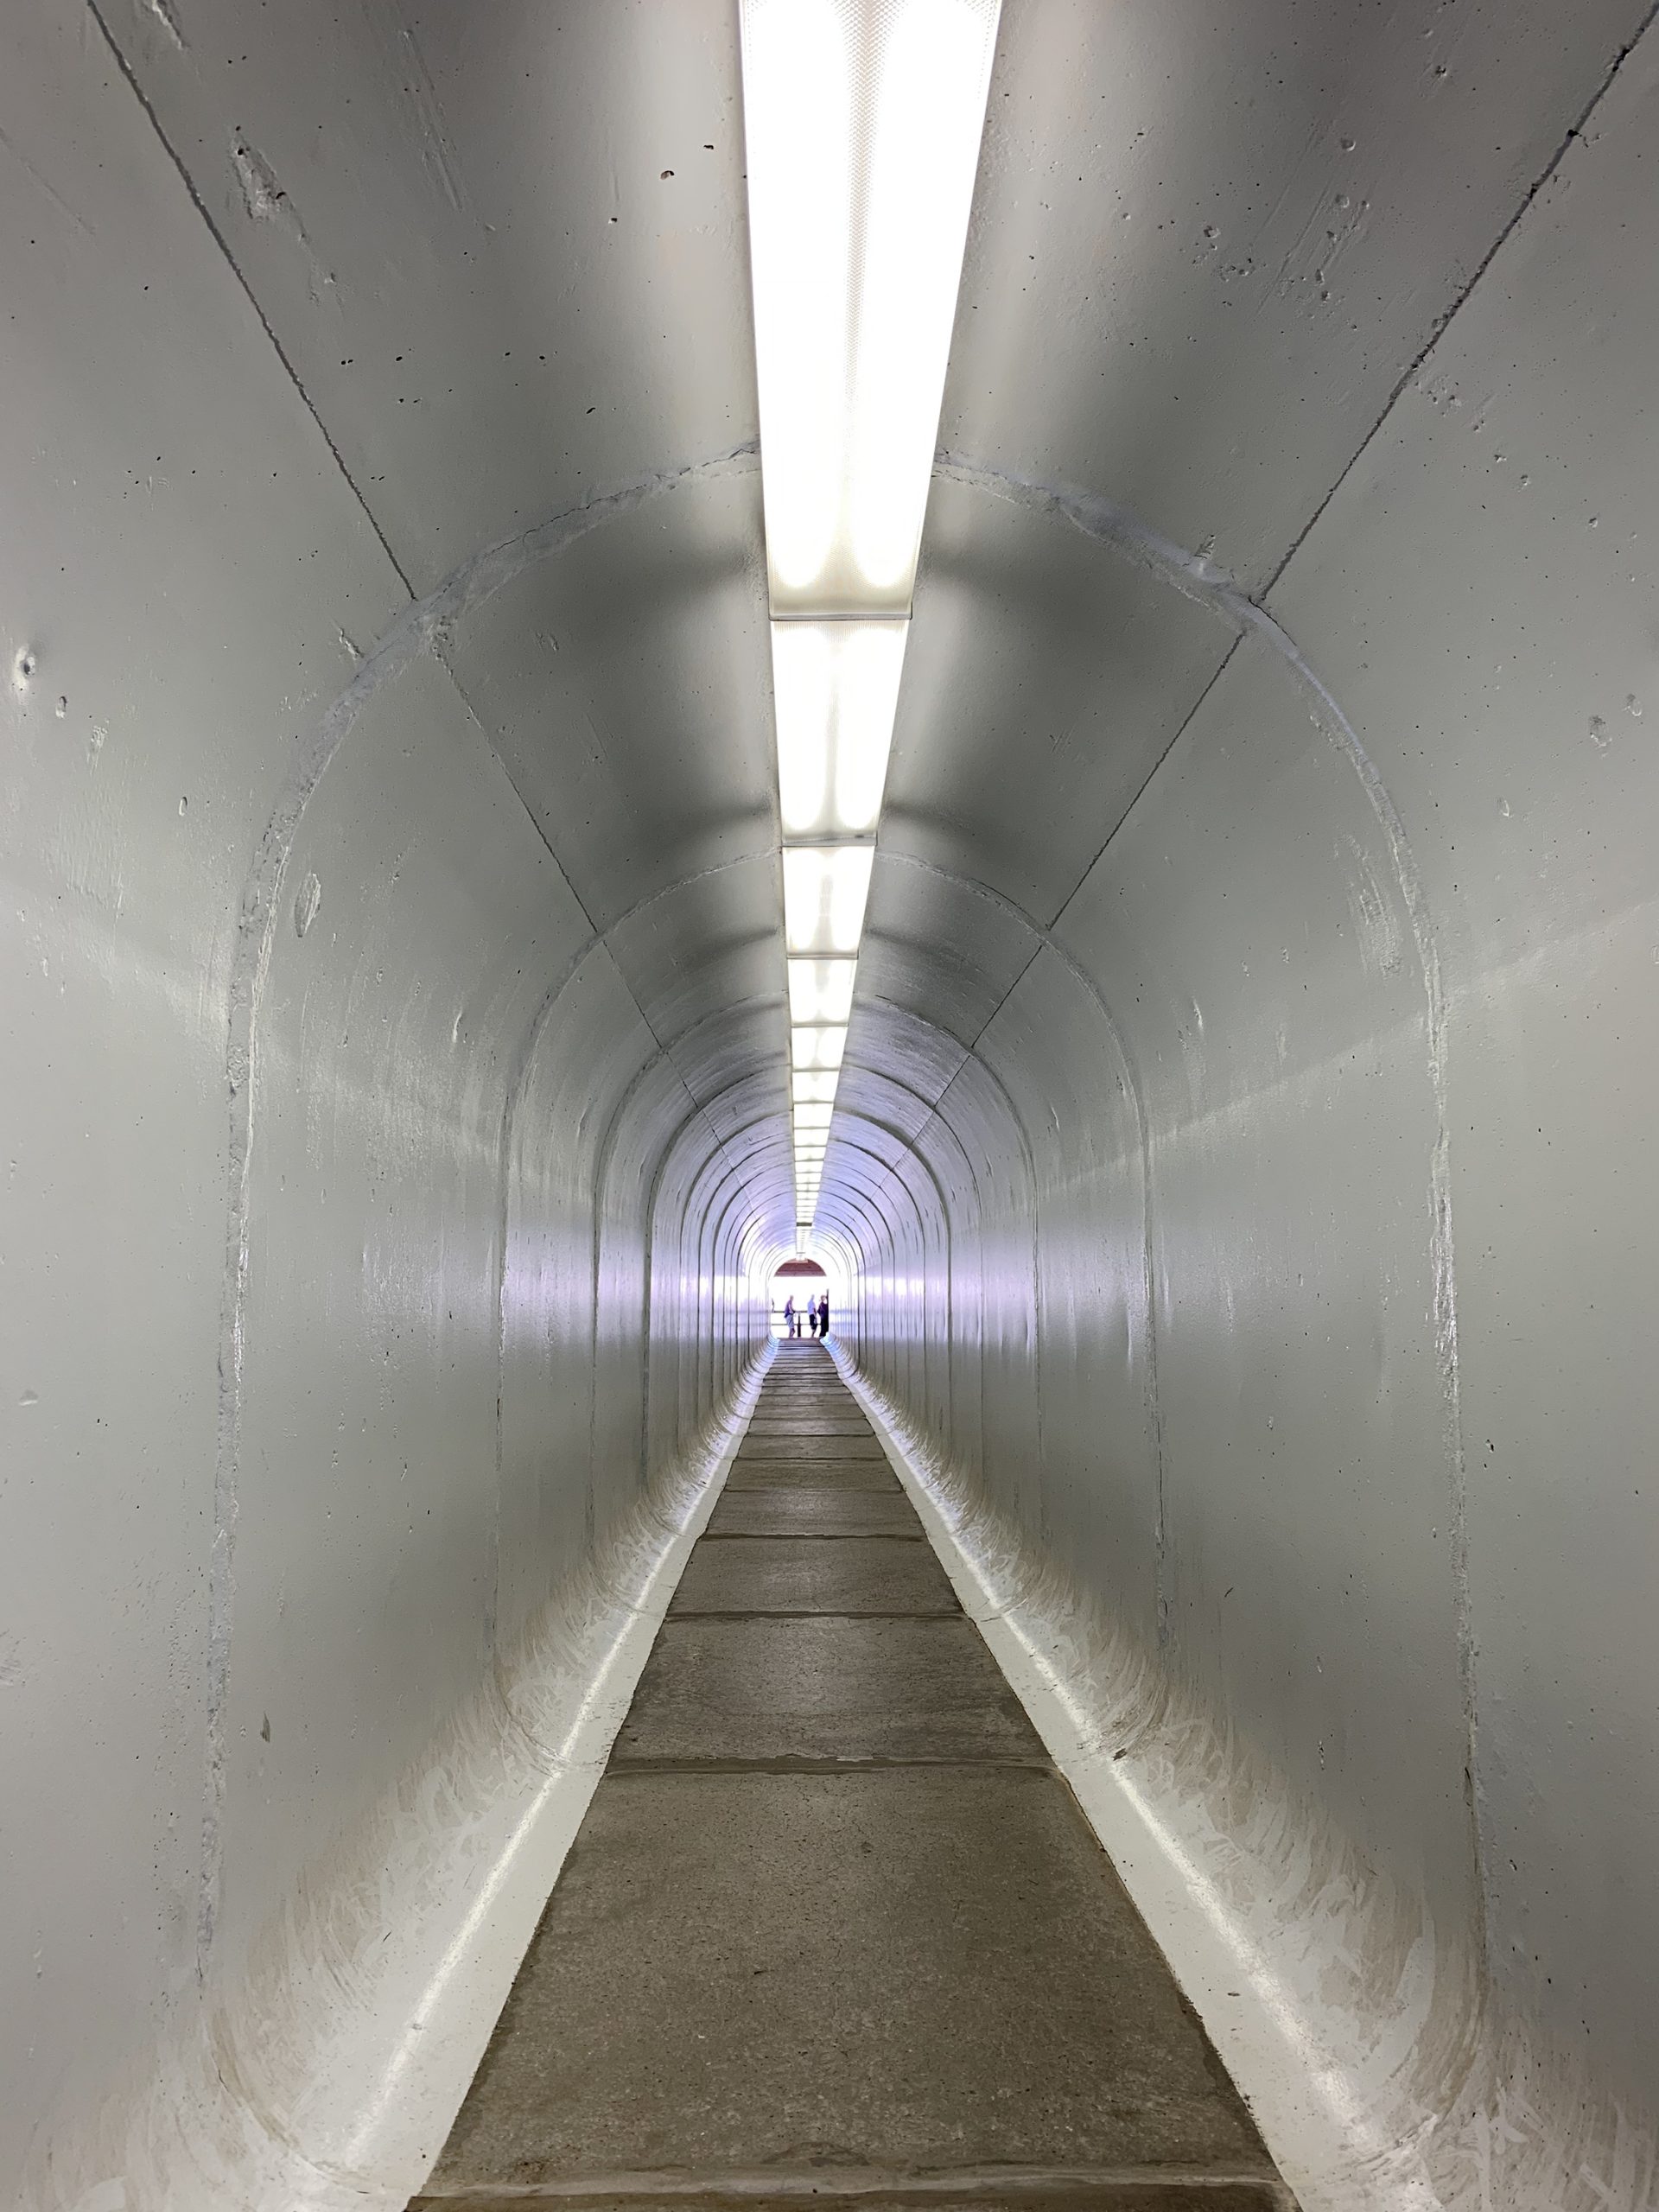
[741,0,1000,1241]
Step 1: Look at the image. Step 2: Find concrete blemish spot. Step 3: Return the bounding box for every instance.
[1343,835,1405,976]
[1625,694,1643,720]
[232,139,288,222]
[142,0,185,48]
[229,135,335,296]
[294,872,322,939]
[1589,715,1611,749]
[18,1389,39,1408]
[13,646,36,692]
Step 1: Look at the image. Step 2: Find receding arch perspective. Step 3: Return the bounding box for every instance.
[3,6,1657,2210]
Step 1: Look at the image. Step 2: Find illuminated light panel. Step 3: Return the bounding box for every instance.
[788,957,857,1026]
[783,842,874,956]
[739,0,852,599]
[747,0,1001,1230]
[740,0,1001,615]
[774,620,906,837]
[791,1026,847,1072]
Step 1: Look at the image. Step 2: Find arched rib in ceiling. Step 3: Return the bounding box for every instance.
[94,0,1604,1287]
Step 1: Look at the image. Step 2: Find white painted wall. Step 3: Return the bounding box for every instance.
[836,25,1659,2209]
[0,9,771,2202]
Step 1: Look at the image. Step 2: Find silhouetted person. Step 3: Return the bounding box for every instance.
[818,1291,831,1338]
[784,1294,796,1338]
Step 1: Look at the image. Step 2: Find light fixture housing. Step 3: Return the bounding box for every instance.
[791,1026,847,1072]
[783,842,875,956]
[773,620,906,838]
[747,0,1001,1231]
[788,957,857,1027]
[740,0,1002,616]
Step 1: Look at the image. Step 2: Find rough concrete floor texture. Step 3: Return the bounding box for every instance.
[411,1344,1293,2211]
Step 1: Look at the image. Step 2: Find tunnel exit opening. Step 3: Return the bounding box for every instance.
[768,1253,841,1337]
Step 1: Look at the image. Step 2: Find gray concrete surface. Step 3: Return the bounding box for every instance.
[728,1456,902,1490]
[414,1352,1287,2209]
[613,1616,1044,1769]
[706,1490,924,1537]
[668,1535,957,1617]
[738,1433,891,1458]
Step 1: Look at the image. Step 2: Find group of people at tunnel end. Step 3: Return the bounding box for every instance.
[782,1293,830,1338]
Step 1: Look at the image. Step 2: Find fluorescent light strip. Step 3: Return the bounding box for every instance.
[741,0,1001,616]
[747,0,1001,1230]
[788,957,857,1027]
[783,842,874,954]
[791,1024,847,1072]
[774,621,907,839]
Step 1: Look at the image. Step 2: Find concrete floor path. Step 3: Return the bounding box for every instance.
[410,1342,1292,2211]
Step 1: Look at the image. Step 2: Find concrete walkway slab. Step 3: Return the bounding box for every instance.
[706,1486,925,1537]
[738,1434,889,1460]
[413,1770,1281,2201]
[611,1615,1046,1767]
[668,1534,959,1617]
[728,1455,900,1490]
[410,1350,1291,2212]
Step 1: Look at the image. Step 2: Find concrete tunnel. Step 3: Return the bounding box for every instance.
[4,2,1657,2207]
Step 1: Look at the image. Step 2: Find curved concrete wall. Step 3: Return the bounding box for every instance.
[4,2,1657,2209]
[832,13,1659,2207]
[1,8,775,2201]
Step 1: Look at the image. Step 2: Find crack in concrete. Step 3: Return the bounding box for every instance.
[1259,0,1659,603]
[86,0,412,597]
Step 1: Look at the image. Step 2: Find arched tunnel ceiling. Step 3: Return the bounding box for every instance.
[94,0,1643,1266]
